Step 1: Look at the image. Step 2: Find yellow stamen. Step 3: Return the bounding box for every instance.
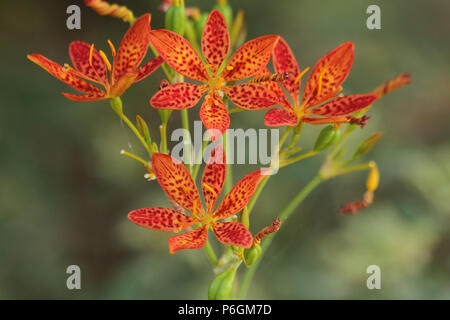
[316,67,326,98]
[202,183,217,197]
[366,162,379,192]
[120,150,149,166]
[99,50,112,72]
[216,77,224,90]
[203,64,212,69]
[294,67,310,84]
[226,65,234,71]
[107,39,116,57]
[89,43,95,67]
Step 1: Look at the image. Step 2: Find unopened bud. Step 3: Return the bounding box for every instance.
[136,115,152,145]
[244,244,262,267]
[165,0,186,36]
[313,125,340,152]
[208,267,236,300]
[109,97,123,115]
[352,132,382,161]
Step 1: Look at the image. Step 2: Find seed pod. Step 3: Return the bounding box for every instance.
[208,267,236,300]
[244,245,262,267]
[165,0,186,36]
[313,125,340,152]
[214,0,233,27]
[109,97,123,115]
[352,132,383,161]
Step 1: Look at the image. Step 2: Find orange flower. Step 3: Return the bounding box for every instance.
[263,38,378,127]
[128,148,269,253]
[27,14,163,102]
[149,10,280,133]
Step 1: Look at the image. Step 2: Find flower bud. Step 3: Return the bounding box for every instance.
[136,115,152,145]
[214,0,233,27]
[208,267,236,300]
[352,132,382,161]
[366,162,379,192]
[109,97,123,115]
[165,0,186,36]
[313,125,340,152]
[244,245,262,267]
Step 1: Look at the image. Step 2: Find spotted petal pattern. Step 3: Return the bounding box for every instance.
[309,94,378,117]
[272,37,301,104]
[168,226,208,253]
[128,207,196,232]
[200,92,230,134]
[61,92,106,101]
[152,153,203,214]
[149,29,208,82]
[222,83,279,110]
[150,83,207,109]
[264,108,298,127]
[202,10,230,76]
[302,42,354,108]
[113,14,152,83]
[214,169,266,220]
[212,222,253,248]
[135,56,164,82]
[222,35,280,81]
[69,40,108,84]
[202,145,226,213]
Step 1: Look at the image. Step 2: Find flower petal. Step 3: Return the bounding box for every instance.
[272,37,301,104]
[202,10,230,76]
[264,108,298,127]
[110,72,138,97]
[222,35,280,81]
[212,222,253,248]
[150,83,207,109]
[309,94,378,117]
[302,42,354,108]
[168,226,208,253]
[128,207,196,232]
[200,92,230,134]
[61,92,106,101]
[149,29,208,82]
[222,83,279,110]
[69,40,107,84]
[152,153,203,214]
[28,54,104,94]
[214,169,266,220]
[113,14,152,83]
[135,56,164,82]
[301,116,354,125]
[202,145,226,213]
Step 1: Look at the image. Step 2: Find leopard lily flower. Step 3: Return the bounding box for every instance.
[149,9,280,133]
[263,38,378,127]
[128,149,269,253]
[27,14,163,102]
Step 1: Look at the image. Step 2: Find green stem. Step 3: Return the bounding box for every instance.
[280,150,318,168]
[204,240,218,268]
[237,174,325,299]
[247,175,270,216]
[181,109,192,172]
[160,122,168,154]
[224,131,233,193]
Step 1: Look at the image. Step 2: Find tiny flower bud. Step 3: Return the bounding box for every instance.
[244,244,262,267]
[136,115,152,145]
[313,125,340,152]
[109,97,123,115]
[352,132,383,161]
[208,267,236,300]
[165,0,186,36]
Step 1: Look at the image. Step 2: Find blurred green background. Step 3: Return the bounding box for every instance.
[0,0,449,299]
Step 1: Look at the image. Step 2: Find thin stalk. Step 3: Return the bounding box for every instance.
[204,240,218,268]
[181,109,192,172]
[280,150,318,168]
[160,122,168,154]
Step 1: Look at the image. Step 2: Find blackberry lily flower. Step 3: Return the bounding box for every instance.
[263,38,378,127]
[128,149,269,253]
[27,14,163,101]
[149,10,280,134]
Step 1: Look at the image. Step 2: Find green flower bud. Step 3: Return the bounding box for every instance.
[109,97,123,115]
[214,0,233,28]
[165,0,186,36]
[208,267,236,300]
[313,125,340,152]
[244,245,262,267]
[136,115,152,145]
[194,13,208,40]
[352,132,383,161]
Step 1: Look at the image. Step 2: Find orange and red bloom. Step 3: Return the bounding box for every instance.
[128,149,269,253]
[149,10,280,134]
[263,39,378,128]
[27,14,163,101]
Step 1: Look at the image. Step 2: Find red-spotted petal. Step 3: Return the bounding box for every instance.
[264,108,298,127]
[149,29,208,82]
[61,92,107,101]
[212,222,253,248]
[222,35,280,81]
[273,37,301,104]
[168,226,208,253]
[201,145,226,213]
[302,42,354,108]
[69,40,107,84]
[309,94,378,117]
[113,14,152,83]
[150,83,207,109]
[202,10,230,76]
[135,56,164,82]
[252,68,291,108]
[128,207,196,232]
[222,83,279,110]
[200,92,230,134]
[152,153,203,214]
[301,116,354,125]
[214,169,266,220]
[110,72,138,97]
[28,54,104,94]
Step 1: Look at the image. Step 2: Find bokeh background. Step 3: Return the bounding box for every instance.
[1,0,449,299]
